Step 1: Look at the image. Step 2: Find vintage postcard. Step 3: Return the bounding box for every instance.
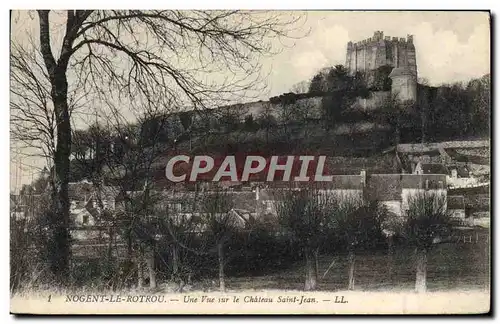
[10,10,491,315]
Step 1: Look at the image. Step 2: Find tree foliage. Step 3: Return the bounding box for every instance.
[275,187,333,290]
[418,75,490,141]
[402,191,453,293]
[403,191,452,250]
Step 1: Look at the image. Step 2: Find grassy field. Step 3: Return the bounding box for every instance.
[68,233,490,293]
[11,239,490,314]
[226,241,490,292]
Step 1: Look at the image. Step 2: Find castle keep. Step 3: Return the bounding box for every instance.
[346,31,418,102]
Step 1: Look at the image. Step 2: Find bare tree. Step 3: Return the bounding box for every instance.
[11,10,305,284]
[11,45,55,165]
[256,102,277,145]
[380,211,405,280]
[328,198,385,290]
[275,186,331,291]
[10,190,51,292]
[402,191,452,293]
[109,113,173,289]
[69,106,174,289]
[152,191,203,291]
[199,189,237,292]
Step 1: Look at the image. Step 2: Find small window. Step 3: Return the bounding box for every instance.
[82,215,89,225]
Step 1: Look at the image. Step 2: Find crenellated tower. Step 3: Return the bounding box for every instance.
[346,31,417,102]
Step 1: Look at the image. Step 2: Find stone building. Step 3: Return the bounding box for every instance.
[366,173,447,217]
[346,31,418,103]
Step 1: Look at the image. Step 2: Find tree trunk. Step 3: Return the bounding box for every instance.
[107,226,114,262]
[314,248,320,280]
[37,10,85,286]
[48,70,72,285]
[415,247,427,293]
[126,230,133,261]
[137,257,144,289]
[304,246,317,291]
[347,250,355,290]
[217,241,225,292]
[146,247,156,289]
[172,244,179,277]
[421,105,426,144]
[387,235,394,280]
[395,124,401,147]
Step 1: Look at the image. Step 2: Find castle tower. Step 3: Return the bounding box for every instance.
[388,67,417,102]
[345,31,418,102]
[345,31,417,74]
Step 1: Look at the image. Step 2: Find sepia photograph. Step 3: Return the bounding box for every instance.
[9,9,491,315]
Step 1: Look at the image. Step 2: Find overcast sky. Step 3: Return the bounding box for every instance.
[10,11,491,192]
[265,11,490,97]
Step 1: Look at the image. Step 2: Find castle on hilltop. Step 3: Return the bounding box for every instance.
[346,31,418,102]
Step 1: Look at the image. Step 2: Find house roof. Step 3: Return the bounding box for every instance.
[68,181,120,202]
[231,191,257,211]
[262,176,364,190]
[96,186,121,202]
[366,174,402,201]
[446,148,490,165]
[230,209,255,226]
[419,163,449,175]
[10,194,44,212]
[401,174,446,189]
[68,181,94,201]
[325,155,400,175]
[331,176,364,189]
[258,189,282,201]
[366,174,449,200]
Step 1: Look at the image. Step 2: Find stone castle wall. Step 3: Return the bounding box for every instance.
[185,94,392,140]
[354,91,391,111]
[213,92,392,124]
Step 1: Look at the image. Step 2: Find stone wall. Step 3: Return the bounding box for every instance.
[354,91,391,111]
[213,91,392,123]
